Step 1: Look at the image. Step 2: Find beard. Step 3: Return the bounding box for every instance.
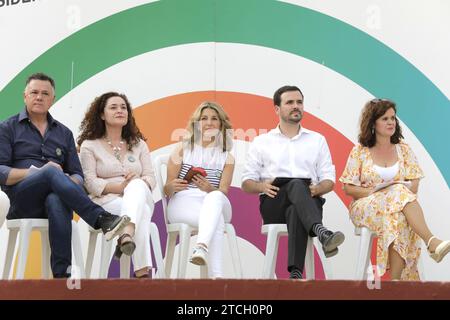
[283,111,302,124]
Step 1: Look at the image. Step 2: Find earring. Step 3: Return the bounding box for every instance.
[371,127,375,135]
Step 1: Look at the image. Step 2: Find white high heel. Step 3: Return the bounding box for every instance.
[427,236,450,263]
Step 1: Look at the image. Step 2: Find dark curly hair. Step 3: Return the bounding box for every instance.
[358,98,403,147]
[77,92,146,149]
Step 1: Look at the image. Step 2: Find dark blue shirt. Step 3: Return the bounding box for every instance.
[0,108,83,191]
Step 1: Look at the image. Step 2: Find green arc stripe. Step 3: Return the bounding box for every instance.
[1,0,449,185]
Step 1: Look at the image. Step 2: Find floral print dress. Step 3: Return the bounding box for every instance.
[339,141,424,280]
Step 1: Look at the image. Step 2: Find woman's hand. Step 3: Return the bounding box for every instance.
[119,172,137,193]
[361,182,375,196]
[192,175,215,193]
[343,183,374,200]
[165,178,189,196]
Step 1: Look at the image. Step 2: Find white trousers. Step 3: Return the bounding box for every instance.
[102,179,154,272]
[0,190,10,229]
[167,189,232,278]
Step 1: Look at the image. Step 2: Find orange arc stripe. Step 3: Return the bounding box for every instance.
[135,91,354,206]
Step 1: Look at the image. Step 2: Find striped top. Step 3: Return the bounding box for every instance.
[179,164,223,188]
[177,143,228,191]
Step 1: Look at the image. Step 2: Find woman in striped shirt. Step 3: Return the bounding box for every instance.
[164,101,235,278]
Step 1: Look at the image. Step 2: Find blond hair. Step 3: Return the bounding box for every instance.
[184,101,233,152]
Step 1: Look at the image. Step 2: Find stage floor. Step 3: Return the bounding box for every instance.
[1,279,449,300]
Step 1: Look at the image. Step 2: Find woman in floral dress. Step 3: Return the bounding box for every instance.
[340,99,450,280]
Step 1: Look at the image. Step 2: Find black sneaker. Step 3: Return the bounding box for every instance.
[289,268,303,279]
[322,231,345,257]
[96,213,131,241]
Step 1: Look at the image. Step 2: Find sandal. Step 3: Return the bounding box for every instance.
[113,233,136,260]
[427,236,450,263]
[189,244,208,266]
[134,273,150,279]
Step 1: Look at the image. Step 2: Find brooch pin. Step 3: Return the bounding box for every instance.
[55,148,62,156]
[128,155,135,162]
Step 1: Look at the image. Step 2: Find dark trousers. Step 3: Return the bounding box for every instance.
[260,179,325,272]
[6,166,105,277]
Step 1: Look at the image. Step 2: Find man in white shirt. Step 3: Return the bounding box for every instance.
[241,85,345,279]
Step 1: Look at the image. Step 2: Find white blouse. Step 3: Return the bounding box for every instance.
[373,162,399,182]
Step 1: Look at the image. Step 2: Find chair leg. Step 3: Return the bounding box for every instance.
[71,221,86,279]
[99,237,113,278]
[315,238,333,279]
[2,228,19,279]
[85,231,98,279]
[177,225,192,278]
[417,255,425,281]
[200,265,208,278]
[120,255,131,278]
[40,230,51,279]
[262,226,280,279]
[355,227,374,280]
[225,224,243,278]
[150,222,166,278]
[165,232,177,278]
[16,220,33,279]
[305,237,315,280]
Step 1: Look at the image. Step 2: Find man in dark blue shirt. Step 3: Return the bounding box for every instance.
[0,73,130,278]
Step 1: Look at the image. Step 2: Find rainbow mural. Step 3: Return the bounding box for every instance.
[1,0,449,280]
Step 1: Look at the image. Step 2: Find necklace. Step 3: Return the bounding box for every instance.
[105,137,124,160]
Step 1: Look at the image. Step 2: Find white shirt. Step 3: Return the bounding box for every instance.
[241,126,335,184]
[373,162,399,182]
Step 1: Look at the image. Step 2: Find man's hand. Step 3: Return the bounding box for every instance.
[309,184,320,197]
[309,180,334,197]
[260,180,280,198]
[42,161,63,171]
[69,175,81,185]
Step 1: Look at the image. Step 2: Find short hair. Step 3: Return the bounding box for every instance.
[25,73,55,90]
[273,85,303,106]
[358,98,403,147]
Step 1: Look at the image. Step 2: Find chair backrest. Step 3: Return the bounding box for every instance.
[154,153,170,225]
[0,191,10,229]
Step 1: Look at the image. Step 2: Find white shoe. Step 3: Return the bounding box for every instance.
[190,245,208,266]
[427,236,450,263]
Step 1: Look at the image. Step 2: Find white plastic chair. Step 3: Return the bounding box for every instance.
[154,153,243,279]
[84,222,166,279]
[261,223,332,279]
[354,226,425,280]
[2,218,85,279]
[354,226,376,280]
